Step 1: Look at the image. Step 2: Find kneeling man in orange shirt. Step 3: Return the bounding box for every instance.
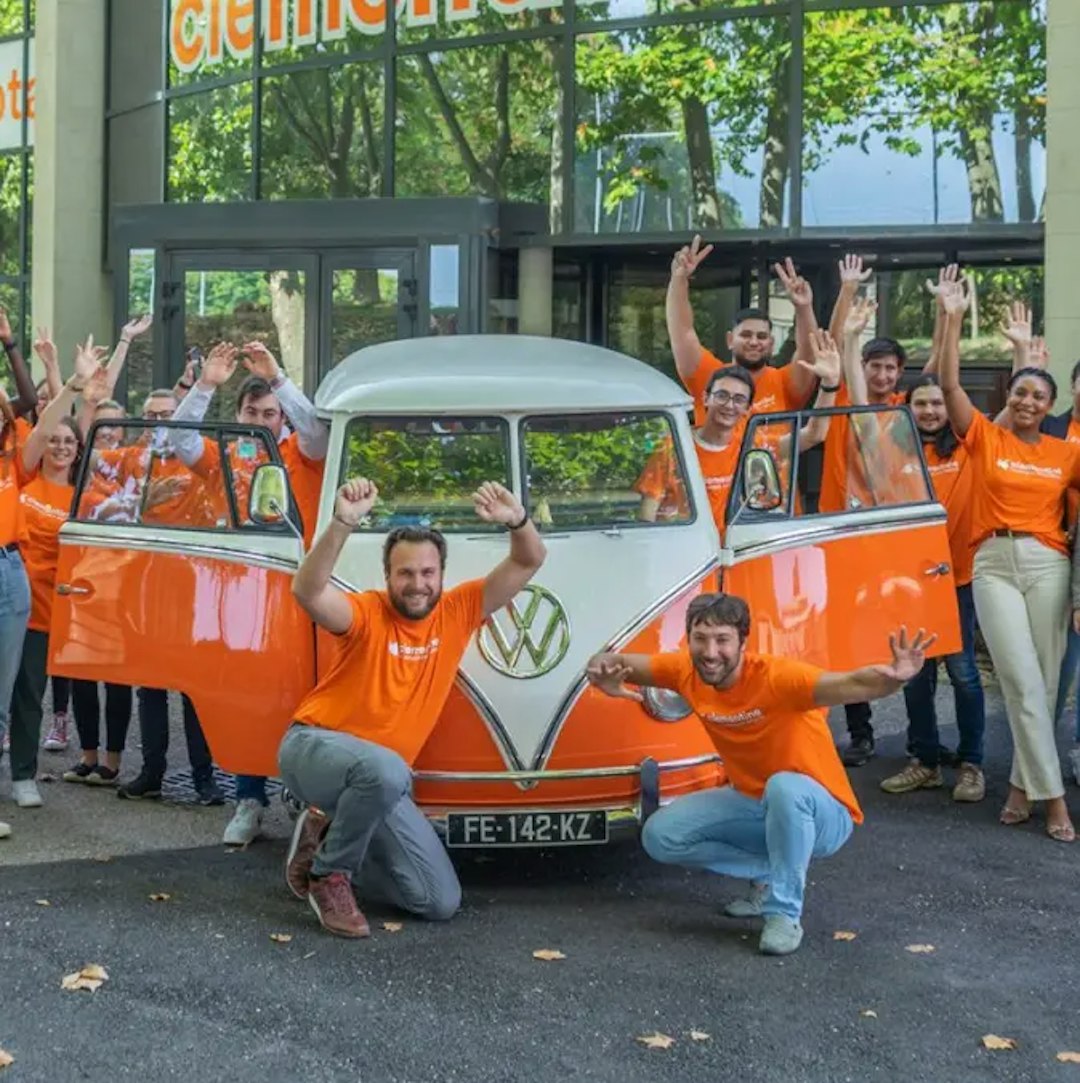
[282,477,546,938]
[587,594,933,956]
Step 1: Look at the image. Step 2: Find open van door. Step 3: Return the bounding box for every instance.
[48,420,317,777]
[720,406,962,668]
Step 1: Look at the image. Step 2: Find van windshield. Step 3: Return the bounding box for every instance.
[522,412,694,531]
[341,416,510,532]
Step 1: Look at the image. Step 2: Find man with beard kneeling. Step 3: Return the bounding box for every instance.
[280,476,546,938]
[586,593,933,956]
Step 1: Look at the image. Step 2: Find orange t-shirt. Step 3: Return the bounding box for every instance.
[962,410,1080,557]
[649,650,862,823]
[1064,418,1080,530]
[19,473,73,631]
[924,442,974,587]
[292,579,487,766]
[0,419,27,547]
[684,349,807,427]
[818,386,907,513]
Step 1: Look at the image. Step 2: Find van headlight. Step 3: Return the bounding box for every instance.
[641,686,692,722]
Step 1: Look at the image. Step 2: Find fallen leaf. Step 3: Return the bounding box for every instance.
[636,1032,676,1050]
[302,951,316,960]
[148,893,172,903]
[35,899,50,907]
[1057,1052,1080,1063]
[833,930,857,941]
[61,964,109,992]
[905,944,935,954]
[0,1048,12,1069]
[981,1035,1017,1051]
[689,1030,711,1042]
[269,933,293,944]
[532,949,566,962]
[382,922,403,933]
[860,1010,878,1019]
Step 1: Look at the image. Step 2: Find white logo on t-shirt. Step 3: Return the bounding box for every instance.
[388,637,441,661]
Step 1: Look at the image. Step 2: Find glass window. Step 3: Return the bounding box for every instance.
[802,2,1046,227]
[397,2,562,45]
[395,41,559,204]
[523,412,692,530]
[329,266,404,367]
[259,65,384,200]
[167,84,253,202]
[578,0,780,22]
[575,17,790,234]
[340,416,510,532]
[75,421,287,533]
[0,152,24,276]
[0,0,25,36]
[429,245,460,335]
[167,0,253,89]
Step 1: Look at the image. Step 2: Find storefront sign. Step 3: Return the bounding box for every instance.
[170,0,559,73]
[0,38,33,150]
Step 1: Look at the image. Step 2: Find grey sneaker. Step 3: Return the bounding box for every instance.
[759,915,804,956]
[952,763,986,803]
[12,780,43,808]
[223,799,265,847]
[724,882,768,918]
[1068,747,1080,787]
[880,761,944,794]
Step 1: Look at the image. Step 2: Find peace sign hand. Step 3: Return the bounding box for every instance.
[671,235,714,280]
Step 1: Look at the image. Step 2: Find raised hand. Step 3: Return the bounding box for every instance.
[1000,301,1032,348]
[335,477,378,526]
[0,308,12,343]
[797,329,841,387]
[33,327,58,370]
[873,626,937,683]
[73,335,109,385]
[671,235,714,280]
[473,480,526,527]
[82,366,112,407]
[925,264,961,309]
[199,343,239,388]
[143,475,186,512]
[1029,336,1050,370]
[121,314,153,341]
[843,296,877,338]
[838,254,872,289]
[586,656,644,703]
[942,277,972,318]
[241,340,282,382]
[773,257,813,307]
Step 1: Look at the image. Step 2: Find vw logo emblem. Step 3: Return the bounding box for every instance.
[477,584,571,679]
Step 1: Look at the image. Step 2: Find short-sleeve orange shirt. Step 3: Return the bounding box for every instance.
[292,579,487,766]
[924,443,974,587]
[18,474,73,631]
[1064,418,1080,530]
[961,410,1080,557]
[683,349,807,427]
[648,650,863,823]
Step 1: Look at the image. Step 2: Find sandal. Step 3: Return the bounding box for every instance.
[999,805,1031,826]
[1047,822,1076,843]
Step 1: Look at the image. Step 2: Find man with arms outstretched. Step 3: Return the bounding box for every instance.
[281,477,546,938]
[587,593,932,956]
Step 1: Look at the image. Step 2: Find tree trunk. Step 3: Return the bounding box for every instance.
[681,96,723,229]
[959,115,1004,223]
[268,271,306,386]
[759,50,792,228]
[1013,103,1035,223]
[544,38,565,234]
[352,268,381,305]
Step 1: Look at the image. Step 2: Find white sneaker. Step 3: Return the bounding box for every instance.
[223,799,264,847]
[1069,747,1080,787]
[0,820,10,838]
[43,714,70,752]
[12,780,43,808]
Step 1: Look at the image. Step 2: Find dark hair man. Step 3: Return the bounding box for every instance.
[281,476,546,938]
[586,593,933,956]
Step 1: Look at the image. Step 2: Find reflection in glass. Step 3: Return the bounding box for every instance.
[167,84,253,202]
[167,0,253,89]
[577,0,779,22]
[0,0,24,36]
[802,3,1046,227]
[260,65,384,200]
[429,245,459,335]
[0,152,24,276]
[330,267,402,366]
[124,249,157,415]
[0,278,21,385]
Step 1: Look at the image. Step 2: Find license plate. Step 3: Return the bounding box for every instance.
[445,810,609,848]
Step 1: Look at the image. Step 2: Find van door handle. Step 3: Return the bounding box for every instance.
[56,583,92,596]
[924,563,951,577]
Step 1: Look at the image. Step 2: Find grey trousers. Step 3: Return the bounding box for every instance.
[278,724,461,921]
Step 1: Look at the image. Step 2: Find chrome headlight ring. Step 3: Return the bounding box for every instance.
[641,686,693,722]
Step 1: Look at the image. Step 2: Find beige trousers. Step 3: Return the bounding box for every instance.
[973,536,1068,801]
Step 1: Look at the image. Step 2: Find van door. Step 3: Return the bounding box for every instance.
[721,406,962,669]
[48,420,317,778]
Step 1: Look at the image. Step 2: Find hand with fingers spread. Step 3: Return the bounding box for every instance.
[82,366,112,408]
[473,480,526,527]
[925,264,961,309]
[798,329,841,388]
[33,327,58,371]
[838,254,873,290]
[1029,336,1050,370]
[941,277,972,318]
[872,627,937,684]
[199,342,240,388]
[335,477,379,527]
[843,296,877,339]
[773,257,813,308]
[1000,301,1033,348]
[143,475,187,513]
[241,340,283,383]
[73,335,109,386]
[586,656,644,703]
[121,314,153,342]
[671,234,714,280]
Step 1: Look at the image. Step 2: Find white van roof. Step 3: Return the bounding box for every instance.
[315,335,692,415]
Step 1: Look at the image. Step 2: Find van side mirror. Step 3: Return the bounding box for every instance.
[250,464,291,525]
[742,449,782,511]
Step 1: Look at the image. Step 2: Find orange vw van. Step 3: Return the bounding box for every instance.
[48,337,959,847]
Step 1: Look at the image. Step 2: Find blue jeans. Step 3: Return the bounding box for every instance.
[641,772,854,922]
[1054,626,1080,741]
[902,583,986,767]
[236,774,268,805]
[0,548,30,744]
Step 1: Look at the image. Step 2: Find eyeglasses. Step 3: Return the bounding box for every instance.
[708,389,750,408]
[144,410,174,420]
[47,437,78,448]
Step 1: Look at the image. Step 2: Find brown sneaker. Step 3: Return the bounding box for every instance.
[285,807,329,899]
[307,872,371,939]
[952,763,986,803]
[880,760,944,794]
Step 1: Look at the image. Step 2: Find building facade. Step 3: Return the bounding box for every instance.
[11,0,1075,410]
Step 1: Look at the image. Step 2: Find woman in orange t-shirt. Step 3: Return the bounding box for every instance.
[880,376,986,801]
[939,286,1079,842]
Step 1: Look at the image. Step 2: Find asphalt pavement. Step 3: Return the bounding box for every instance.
[1,684,1079,1083]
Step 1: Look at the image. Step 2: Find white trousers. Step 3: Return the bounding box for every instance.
[973,536,1068,801]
